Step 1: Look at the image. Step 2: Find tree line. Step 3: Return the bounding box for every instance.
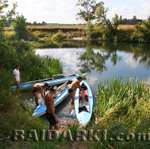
[77,0,150,43]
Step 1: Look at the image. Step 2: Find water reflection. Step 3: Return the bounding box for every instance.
[78,43,150,74]
[79,45,121,73]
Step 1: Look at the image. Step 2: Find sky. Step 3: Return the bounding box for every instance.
[9,0,150,24]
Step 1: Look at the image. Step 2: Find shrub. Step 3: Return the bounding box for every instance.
[51,32,66,43]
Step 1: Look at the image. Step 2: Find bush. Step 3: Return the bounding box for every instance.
[20,52,62,81]
[51,32,66,43]
[0,41,18,69]
[4,30,15,40]
[31,31,49,39]
[11,40,32,53]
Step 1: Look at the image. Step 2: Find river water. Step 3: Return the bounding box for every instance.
[36,43,150,94]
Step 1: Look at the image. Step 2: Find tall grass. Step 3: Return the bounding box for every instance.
[96,80,150,126]
[93,79,150,148]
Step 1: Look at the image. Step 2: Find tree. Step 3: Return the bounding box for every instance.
[0,0,8,15]
[0,0,17,40]
[112,14,122,29]
[77,0,107,23]
[0,18,4,39]
[5,2,17,26]
[0,0,8,39]
[13,15,28,40]
[77,0,96,23]
[77,0,107,41]
[95,2,107,24]
[133,17,150,43]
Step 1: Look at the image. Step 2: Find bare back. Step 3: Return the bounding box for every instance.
[44,93,55,114]
[69,79,80,90]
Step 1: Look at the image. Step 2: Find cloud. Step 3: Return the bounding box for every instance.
[8,0,150,23]
[140,0,150,18]
[104,0,150,19]
[10,0,80,23]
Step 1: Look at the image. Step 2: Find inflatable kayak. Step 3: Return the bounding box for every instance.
[74,80,94,126]
[32,86,69,117]
[11,74,79,91]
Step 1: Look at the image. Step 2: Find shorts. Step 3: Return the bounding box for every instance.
[68,88,73,93]
[16,82,20,89]
[46,113,58,126]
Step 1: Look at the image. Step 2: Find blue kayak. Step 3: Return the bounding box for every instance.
[11,74,79,91]
[74,80,94,126]
[32,87,69,117]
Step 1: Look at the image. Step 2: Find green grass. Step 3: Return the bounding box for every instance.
[95,80,150,126]
[93,79,150,148]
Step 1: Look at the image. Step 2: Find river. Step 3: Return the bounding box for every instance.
[36,43,150,94]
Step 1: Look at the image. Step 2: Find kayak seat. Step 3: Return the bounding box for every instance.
[79,106,89,113]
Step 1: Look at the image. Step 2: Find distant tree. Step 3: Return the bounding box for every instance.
[133,16,137,21]
[132,17,150,42]
[77,0,96,23]
[33,21,37,25]
[42,21,47,25]
[77,0,107,23]
[137,17,150,42]
[0,18,4,39]
[13,15,28,40]
[0,0,17,26]
[5,2,17,26]
[77,0,96,41]
[0,0,8,40]
[0,0,8,15]
[95,2,107,24]
[112,14,122,29]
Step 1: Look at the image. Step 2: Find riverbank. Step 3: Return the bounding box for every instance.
[29,40,86,49]
[1,79,150,149]
[0,39,63,149]
[4,21,150,46]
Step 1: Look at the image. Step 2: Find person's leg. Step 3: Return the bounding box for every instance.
[46,113,53,129]
[69,89,74,113]
[16,80,20,88]
[69,96,74,113]
[51,113,59,130]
